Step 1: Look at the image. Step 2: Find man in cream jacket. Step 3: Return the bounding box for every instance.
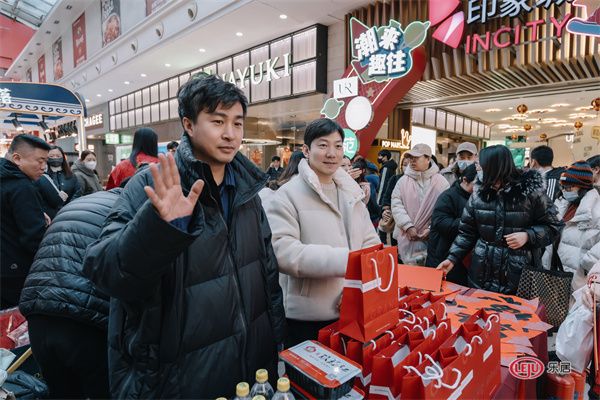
[264,118,380,347]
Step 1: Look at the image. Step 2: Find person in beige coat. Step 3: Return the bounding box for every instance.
[264,118,380,347]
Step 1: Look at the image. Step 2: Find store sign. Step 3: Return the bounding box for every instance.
[343,129,359,158]
[334,77,358,99]
[105,133,119,144]
[567,2,600,38]
[381,130,412,150]
[592,126,600,140]
[220,53,291,89]
[121,134,133,144]
[84,113,104,128]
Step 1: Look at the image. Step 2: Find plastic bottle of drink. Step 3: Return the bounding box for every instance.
[272,378,295,400]
[250,369,275,399]
[233,382,251,400]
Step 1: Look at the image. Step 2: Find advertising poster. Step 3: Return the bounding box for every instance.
[53,37,63,80]
[72,13,87,67]
[38,55,46,83]
[101,0,121,47]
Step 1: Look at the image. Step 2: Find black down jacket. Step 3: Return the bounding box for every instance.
[426,181,472,285]
[19,189,121,329]
[83,133,286,399]
[447,170,563,294]
[34,170,81,219]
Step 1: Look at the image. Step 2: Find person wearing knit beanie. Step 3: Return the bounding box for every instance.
[560,160,594,191]
[543,159,600,294]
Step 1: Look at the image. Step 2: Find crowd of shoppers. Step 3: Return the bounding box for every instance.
[1,71,599,399]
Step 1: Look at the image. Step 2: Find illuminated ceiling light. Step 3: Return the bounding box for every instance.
[236,32,243,37]
[574,106,593,111]
[551,103,570,107]
[96,94,102,97]
[108,89,113,92]
[279,14,288,19]
[124,81,130,85]
[85,99,90,103]
[140,73,147,77]
[199,48,206,52]
[164,63,171,67]
[485,108,501,112]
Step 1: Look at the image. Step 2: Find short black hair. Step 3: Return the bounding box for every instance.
[530,145,554,167]
[177,73,248,125]
[587,154,600,169]
[304,118,344,148]
[378,150,391,159]
[460,163,478,183]
[271,155,281,162]
[8,133,51,154]
[166,141,179,150]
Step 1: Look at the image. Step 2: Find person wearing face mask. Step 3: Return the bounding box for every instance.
[426,164,478,285]
[391,144,450,265]
[440,142,478,186]
[530,145,565,202]
[265,118,380,347]
[438,145,563,294]
[587,154,600,194]
[72,150,103,195]
[542,161,600,292]
[35,145,81,219]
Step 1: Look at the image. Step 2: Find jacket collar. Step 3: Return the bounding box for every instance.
[73,159,95,176]
[0,158,28,180]
[478,169,545,204]
[452,180,471,199]
[175,133,267,206]
[298,159,364,212]
[570,188,600,225]
[404,162,440,181]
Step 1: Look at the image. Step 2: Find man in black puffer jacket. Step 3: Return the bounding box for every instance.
[19,189,121,399]
[83,74,285,399]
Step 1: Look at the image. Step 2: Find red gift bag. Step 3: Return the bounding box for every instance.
[339,246,399,343]
[0,307,27,349]
[346,331,395,390]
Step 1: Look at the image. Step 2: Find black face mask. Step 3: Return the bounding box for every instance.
[377,158,383,164]
[48,158,63,168]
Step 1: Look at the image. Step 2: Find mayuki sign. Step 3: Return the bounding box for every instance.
[220,53,291,89]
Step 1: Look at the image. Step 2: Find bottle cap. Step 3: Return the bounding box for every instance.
[256,369,268,383]
[252,396,266,400]
[215,398,227,400]
[277,377,290,392]
[236,382,250,397]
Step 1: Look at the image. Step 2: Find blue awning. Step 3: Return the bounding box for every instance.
[0,82,85,117]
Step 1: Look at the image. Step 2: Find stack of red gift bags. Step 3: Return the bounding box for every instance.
[313,245,502,399]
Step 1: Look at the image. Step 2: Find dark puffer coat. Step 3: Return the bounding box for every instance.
[83,133,286,399]
[19,189,121,329]
[447,170,563,294]
[34,170,81,219]
[426,181,472,285]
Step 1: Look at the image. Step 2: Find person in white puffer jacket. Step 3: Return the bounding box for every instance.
[543,161,600,292]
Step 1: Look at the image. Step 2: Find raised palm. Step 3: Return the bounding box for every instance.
[144,153,204,222]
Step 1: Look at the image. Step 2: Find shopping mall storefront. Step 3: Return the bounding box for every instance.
[105,24,329,171]
[343,0,599,165]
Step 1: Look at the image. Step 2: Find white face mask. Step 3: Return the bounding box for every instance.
[562,190,579,202]
[84,161,97,170]
[457,160,474,172]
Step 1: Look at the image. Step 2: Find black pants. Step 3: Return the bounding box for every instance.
[27,315,109,399]
[378,230,397,247]
[285,319,337,349]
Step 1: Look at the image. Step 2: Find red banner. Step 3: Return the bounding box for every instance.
[38,55,46,83]
[72,13,87,67]
[52,37,63,80]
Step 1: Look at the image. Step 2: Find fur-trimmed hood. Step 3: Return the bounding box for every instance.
[477,169,545,204]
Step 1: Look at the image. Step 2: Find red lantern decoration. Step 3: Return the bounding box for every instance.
[592,98,600,112]
[511,134,518,140]
[575,121,583,130]
[524,123,532,132]
[517,104,528,114]
[540,133,547,140]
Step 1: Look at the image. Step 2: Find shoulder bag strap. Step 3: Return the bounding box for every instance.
[42,173,61,195]
[550,237,564,272]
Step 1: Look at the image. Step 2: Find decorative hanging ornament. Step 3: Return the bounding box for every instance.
[592,97,600,112]
[511,133,518,140]
[517,104,528,114]
[574,120,583,130]
[540,133,547,140]
[523,123,532,132]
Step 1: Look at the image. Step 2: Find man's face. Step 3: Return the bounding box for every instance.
[303,131,343,180]
[457,151,476,161]
[377,154,387,164]
[408,154,430,172]
[592,166,600,185]
[11,147,49,180]
[183,102,244,166]
[273,160,281,169]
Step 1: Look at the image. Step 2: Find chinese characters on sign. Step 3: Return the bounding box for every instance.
[466,0,571,24]
[509,357,572,380]
[353,21,415,80]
